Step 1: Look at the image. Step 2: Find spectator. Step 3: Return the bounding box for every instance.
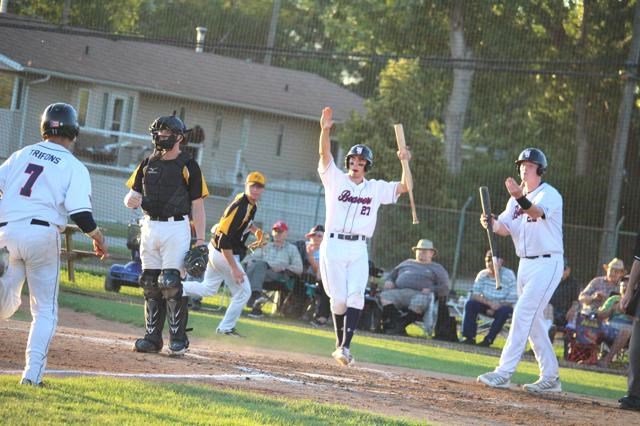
[619,232,640,411]
[461,250,518,347]
[304,225,330,327]
[380,239,449,336]
[244,220,303,318]
[548,258,580,341]
[597,275,633,368]
[579,258,626,313]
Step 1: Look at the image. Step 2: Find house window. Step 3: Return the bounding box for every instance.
[184,123,204,163]
[100,93,109,129]
[13,78,24,110]
[211,113,222,150]
[77,89,90,126]
[276,124,284,156]
[0,74,14,109]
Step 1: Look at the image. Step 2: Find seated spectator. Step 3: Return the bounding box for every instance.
[461,250,517,347]
[244,220,303,318]
[579,257,626,314]
[548,258,580,341]
[304,225,331,327]
[380,239,449,336]
[597,275,633,368]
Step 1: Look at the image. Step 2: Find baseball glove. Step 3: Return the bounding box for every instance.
[247,228,268,251]
[184,245,209,278]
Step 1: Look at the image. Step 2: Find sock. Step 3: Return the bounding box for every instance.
[342,307,362,349]
[332,312,345,348]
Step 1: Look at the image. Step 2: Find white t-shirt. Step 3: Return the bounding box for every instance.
[318,159,398,238]
[0,141,93,228]
[497,182,563,258]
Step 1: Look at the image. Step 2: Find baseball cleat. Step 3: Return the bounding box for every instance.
[331,347,354,367]
[523,377,562,393]
[216,328,243,338]
[19,378,45,387]
[167,340,188,357]
[132,338,162,353]
[477,372,511,389]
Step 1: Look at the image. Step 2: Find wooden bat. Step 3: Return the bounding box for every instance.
[393,124,419,224]
[479,186,501,290]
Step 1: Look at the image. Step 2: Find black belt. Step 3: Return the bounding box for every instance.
[147,215,185,222]
[0,219,49,227]
[524,254,551,259]
[329,233,366,241]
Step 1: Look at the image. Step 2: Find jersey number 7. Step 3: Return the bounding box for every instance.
[20,163,44,197]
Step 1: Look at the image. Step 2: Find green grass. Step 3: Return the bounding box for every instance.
[0,376,418,425]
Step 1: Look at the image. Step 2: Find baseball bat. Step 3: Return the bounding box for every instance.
[479,186,501,290]
[393,124,419,224]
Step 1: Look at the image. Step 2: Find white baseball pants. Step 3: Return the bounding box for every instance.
[182,243,250,332]
[495,255,563,380]
[319,237,368,315]
[0,220,61,384]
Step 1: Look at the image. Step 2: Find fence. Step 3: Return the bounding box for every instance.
[1,3,639,293]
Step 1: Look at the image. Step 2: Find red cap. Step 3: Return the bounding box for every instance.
[272,220,288,232]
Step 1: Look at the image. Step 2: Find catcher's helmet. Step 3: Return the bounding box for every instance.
[344,144,373,171]
[41,103,80,140]
[149,115,188,150]
[515,148,547,176]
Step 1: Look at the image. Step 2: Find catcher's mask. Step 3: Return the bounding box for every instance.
[345,144,373,172]
[515,148,547,176]
[149,115,188,151]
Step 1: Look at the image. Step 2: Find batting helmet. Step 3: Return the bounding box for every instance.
[515,148,547,176]
[41,103,80,140]
[149,115,188,150]
[344,144,373,171]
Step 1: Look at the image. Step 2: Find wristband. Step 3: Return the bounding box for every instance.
[516,195,532,210]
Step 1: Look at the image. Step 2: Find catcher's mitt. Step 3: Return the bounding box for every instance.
[247,228,268,251]
[184,245,209,278]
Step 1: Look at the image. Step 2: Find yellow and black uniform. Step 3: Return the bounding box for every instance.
[125,150,208,356]
[126,151,209,218]
[213,193,257,260]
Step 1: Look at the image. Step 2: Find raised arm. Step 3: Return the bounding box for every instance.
[319,107,334,169]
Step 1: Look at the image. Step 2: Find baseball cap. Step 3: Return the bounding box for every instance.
[246,171,266,187]
[305,224,325,238]
[272,220,288,232]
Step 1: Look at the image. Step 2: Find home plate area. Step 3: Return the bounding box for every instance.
[0,311,633,425]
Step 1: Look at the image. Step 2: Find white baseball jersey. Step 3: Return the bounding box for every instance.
[497,182,563,258]
[0,141,93,227]
[319,159,398,238]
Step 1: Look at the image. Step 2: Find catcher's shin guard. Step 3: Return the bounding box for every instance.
[166,295,189,355]
[134,294,166,352]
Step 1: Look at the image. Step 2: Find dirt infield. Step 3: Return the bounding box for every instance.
[0,307,634,425]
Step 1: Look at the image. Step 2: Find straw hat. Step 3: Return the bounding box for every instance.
[412,239,437,255]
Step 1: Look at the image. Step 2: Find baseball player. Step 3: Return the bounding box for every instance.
[477,148,564,393]
[181,172,265,337]
[124,115,208,356]
[318,107,411,366]
[0,103,108,386]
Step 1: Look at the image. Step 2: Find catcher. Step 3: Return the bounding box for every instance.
[124,115,208,356]
[181,171,266,337]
